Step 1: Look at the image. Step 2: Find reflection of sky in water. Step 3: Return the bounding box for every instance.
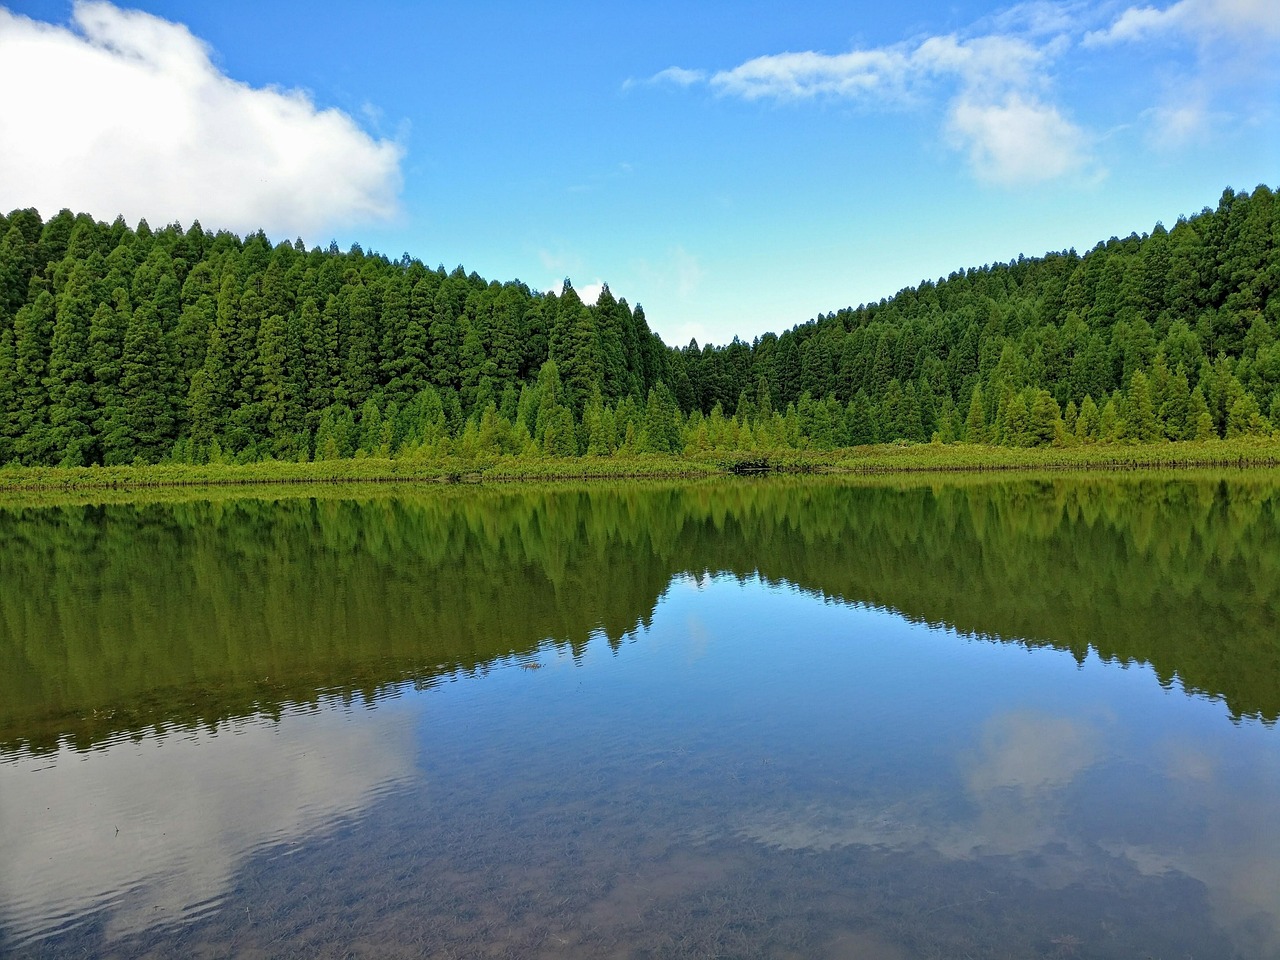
[669,578,1280,956]
[3,572,1280,957]
[0,699,417,944]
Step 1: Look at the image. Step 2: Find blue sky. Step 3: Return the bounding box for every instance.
[1,0,1277,347]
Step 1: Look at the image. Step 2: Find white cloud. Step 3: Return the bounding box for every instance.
[709,48,912,101]
[913,34,1049,94]
[1145,99,1213,147]
[1083,0,1278,147]
[1084,0,1280,46]
[1083,3,1185,45]
[948,92,1089,184]
[988,1,1086,37]
[668,33,1052,107]
[624,66,707,93]
[0,2,403,238]
[548,278,606,306]
[652,66,707,87]
[650,0,1276,184]
[658,29,1090,186]
[576,280,606,305]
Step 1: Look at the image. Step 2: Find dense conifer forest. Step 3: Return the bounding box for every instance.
[0,184,1276,466]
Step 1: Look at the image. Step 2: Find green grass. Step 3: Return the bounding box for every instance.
[827,437,1280,472]
[1,438,1278,498]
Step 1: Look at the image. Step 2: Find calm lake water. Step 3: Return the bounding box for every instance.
[2,475,1279,959]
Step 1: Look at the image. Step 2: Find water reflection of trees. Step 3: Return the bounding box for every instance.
[3,475,1278,751]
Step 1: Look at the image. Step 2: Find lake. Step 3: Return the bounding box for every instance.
[2,475,1279,959]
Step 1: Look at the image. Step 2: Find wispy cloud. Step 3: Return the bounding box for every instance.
[642,0,1277,185]
[652,66,707,87]
[1084,0,1280,146]
[645,22,1090,186]
[707,48,913,101]
[624,65,706,92]
[0,2,403,236]
[1084,0,1280,47]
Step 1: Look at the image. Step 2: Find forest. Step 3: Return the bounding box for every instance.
[0,184,1277,466]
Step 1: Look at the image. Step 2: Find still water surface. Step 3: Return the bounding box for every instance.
[1,476,1279,958]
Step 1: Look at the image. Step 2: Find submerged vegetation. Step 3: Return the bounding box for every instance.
[1,184,1277,469]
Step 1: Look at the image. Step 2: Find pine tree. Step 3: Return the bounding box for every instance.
[46,260,99,463]
[341,282,379,407]
[1097,395,1122,442]
[428,282,463,390]
[120,301,177,462]
[256,312,291,448]
[964,384,988,443]
[296,298,328,422]
[1076,394,1099,441]
[1126,370,1160,441]
[541,405,578,456]
[1027,390,1062,446]
[1160,364,1192,440]
[532,359,566,444]
[458,317,495,412]
[0,324,16,463]
[89,297,131,465]
[640,383,682,453]
[12,290,56,463]
[594,284,628,401]
[1188,386,1216,440]
[549,280,603,411]
[378,275,411,394]
[0,224,35,322]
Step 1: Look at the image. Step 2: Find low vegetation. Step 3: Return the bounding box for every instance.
[2,437,1278,494]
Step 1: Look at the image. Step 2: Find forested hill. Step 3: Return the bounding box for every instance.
[1,184,1277,467]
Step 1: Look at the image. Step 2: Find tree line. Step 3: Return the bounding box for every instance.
[0,184,1276,466]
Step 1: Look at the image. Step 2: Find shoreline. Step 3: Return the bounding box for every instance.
[2,439,1280,497]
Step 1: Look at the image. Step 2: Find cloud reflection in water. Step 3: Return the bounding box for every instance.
[0,698,417,944]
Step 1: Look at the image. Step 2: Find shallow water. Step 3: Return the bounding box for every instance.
[2,476,1279,958]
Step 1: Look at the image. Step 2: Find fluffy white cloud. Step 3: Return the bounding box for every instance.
[0,2,403,238]
[948,93,1089,184]
[548,278,606,306]
[913,34,1050,93]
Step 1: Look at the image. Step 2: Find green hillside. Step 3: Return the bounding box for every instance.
[1,184,1276,465]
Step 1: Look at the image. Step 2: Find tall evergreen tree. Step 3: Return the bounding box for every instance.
[89,295,131,465]
[119,301,177,462]
[46,259,100,464]
[11,289,56,463]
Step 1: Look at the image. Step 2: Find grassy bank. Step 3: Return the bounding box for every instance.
[1,438,1279,496]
